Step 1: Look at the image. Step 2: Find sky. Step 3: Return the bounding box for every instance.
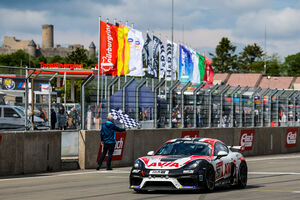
[0,0,300,58]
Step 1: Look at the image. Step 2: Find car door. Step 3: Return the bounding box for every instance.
[3,107,24,129]
[214,142,232,180]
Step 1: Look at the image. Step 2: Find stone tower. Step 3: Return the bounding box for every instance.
[27,40,36,57]
[89,42,96,58]
[42,24,54,48]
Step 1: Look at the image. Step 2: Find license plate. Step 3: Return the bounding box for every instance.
[149,170,169,175]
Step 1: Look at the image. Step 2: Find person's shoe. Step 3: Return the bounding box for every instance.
[106,168,113,171]
[96,166,100,170]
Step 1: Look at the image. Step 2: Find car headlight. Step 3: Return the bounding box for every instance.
[184,160,202,170]
[133,159,144,169]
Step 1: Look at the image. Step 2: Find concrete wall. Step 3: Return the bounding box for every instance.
[0,131,61,176]
[79,127,300,169]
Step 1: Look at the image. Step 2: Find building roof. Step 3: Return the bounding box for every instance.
[226,73,261,87]
[28,40,36,47]
[213,73,229,85]
[258,76,293,89]
[89,42,96,49]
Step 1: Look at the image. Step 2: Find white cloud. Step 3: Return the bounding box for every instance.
[235,7,300,39]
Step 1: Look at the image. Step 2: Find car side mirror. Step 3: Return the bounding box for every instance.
[216,151,228,159]
[147,151,154,156]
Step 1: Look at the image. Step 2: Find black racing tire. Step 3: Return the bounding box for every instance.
[204,165,215,192]
[237,162,247,188]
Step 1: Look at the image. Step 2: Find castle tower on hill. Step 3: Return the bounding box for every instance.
[42,24,54,48]
[0,24,95,58]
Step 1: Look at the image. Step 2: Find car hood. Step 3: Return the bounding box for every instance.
[139,155,211,169]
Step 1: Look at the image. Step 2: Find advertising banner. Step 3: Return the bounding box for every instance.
[181,130,199,138]
[179,45,193,83]
[97,132,127,162]
[286,128,298,148]
[240,129,255,151]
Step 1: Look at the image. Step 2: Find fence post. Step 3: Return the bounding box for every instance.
[238,87,249,127]
[268,89,278,127]
[251,87,262,127]
[154,80,165,128]
[229,86,241,127]
[180,82,191,128]
[107,76,120,115]
[122,77,134,113]
[286,91,296,127]
[260,89,270,127]
[135,79,146,122]
[168,80,180,128]
[193,82,206,128]
[219,85,231,128]
[208,84,219,128]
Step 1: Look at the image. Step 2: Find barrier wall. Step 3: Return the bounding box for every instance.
[0,131,61,176]
[79,127,300,169]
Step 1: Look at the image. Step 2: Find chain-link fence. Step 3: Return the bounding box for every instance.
[82,75,300,130]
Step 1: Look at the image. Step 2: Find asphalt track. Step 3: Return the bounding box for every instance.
[1,153,300,200]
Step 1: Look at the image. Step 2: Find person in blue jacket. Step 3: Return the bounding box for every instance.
[97,114,126,170]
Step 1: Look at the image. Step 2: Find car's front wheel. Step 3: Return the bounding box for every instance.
[204,165,215,192]
[237,162,247,188]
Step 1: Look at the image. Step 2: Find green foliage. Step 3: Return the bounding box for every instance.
[66,47,88,66]
[210,37,238,73]
[238,43,264,72]
[283,52,300,76]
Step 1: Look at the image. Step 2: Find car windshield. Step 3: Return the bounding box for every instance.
[156,141,212,156]
[14,107,25,117]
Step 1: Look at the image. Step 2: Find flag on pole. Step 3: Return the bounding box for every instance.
[166,40,177,81]
[198,53,206,82]
[203,55,214,84]
[143,34,152,76]
[191,49,200,85]
[149,35,161,78]
[127,28,145,76]
[159,41,166,79]
[117,24,130,76]
[100,21,118,75]
[179,45,193,83]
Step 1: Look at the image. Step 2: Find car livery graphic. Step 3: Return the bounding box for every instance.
[130,138,247,192]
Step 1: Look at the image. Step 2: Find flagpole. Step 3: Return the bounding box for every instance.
[64,72,66,109]
[171,0,174,85]
[97,16,101,106]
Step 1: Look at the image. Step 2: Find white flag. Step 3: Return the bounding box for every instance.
[191,49,200,84]
[127,28,145,76]
[166,40,177,81]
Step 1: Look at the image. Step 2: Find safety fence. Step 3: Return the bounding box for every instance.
[82,75,300,130]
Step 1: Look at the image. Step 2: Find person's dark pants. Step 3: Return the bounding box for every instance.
[98,143,115,169]
[51,123,56,130]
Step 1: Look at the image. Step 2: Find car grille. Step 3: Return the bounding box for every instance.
[143,181,176,189]
[131,177,143,186]
[177,177,197,186]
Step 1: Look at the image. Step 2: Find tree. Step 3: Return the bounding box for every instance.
[66,47,89,67]
[238,43,264,72]
[210,37,238,73]
[283,52,300,76]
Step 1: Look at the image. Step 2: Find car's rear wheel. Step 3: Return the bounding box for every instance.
[204,165,215,192]
[237,162,247,188]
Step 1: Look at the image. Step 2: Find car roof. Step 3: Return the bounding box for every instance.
[165,138,223,145]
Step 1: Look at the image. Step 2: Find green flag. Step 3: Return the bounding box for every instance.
[197,53,205,82]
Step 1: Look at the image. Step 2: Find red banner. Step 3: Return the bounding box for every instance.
[100,21,118,76]
[240,129,255,151]
[203,55,214,84]
[286,128,298,148]
[97,132,127,162]
[181,130,199,138]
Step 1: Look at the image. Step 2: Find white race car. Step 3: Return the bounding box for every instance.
[130,138,247,192]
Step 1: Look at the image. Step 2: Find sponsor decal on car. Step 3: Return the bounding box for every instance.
[147,162,179,168]
[286,128,298,148]
[97,132,127,162]
[240,129,255,151]
[181,130,199,138]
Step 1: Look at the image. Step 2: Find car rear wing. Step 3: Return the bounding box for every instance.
[227,146,245,152]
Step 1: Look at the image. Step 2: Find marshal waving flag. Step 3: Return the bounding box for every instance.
[179,45,193,83]
[203,55,214,84]
[100,21,119,75]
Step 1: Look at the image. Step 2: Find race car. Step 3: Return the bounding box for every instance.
[129,137,247,192]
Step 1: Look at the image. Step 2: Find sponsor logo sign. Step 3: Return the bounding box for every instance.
[97,132,126,162]
[240,129,255,151]
[286,128,298,148]
[181,130,199,138]
[4,79,15,90]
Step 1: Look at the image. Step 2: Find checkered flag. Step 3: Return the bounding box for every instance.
[111,109,140,129]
